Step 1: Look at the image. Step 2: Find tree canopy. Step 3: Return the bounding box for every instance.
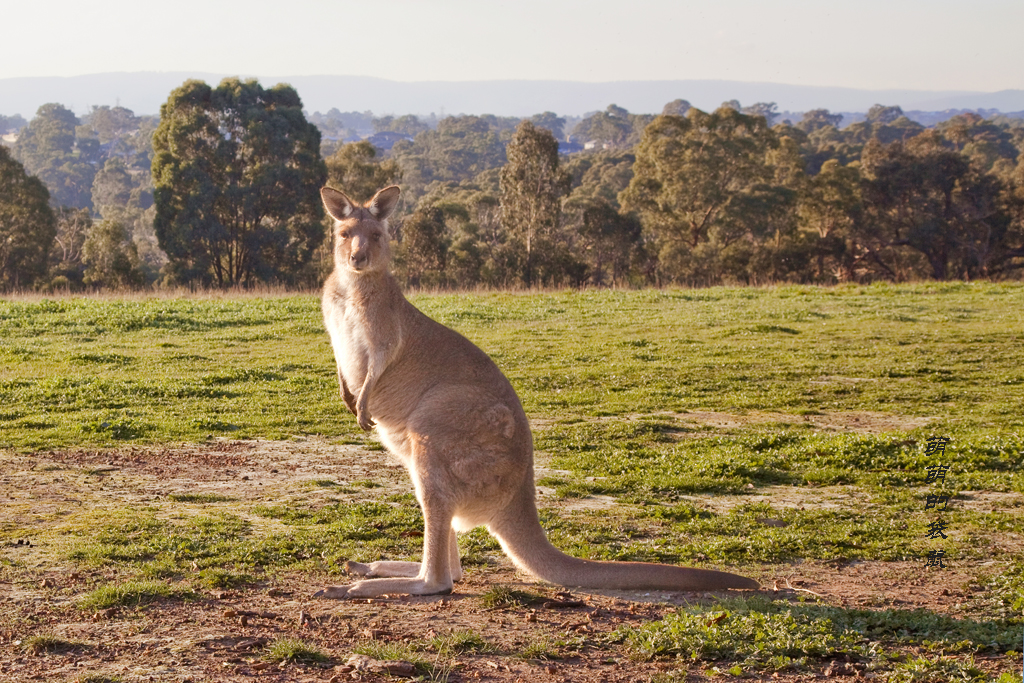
[0,146,57,290]
[151,78,327,287]
[9,86,1024,290]
[12,103,96,210]
[499,121,573,286]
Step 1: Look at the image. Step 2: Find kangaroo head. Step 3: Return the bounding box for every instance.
[321,185,401,274]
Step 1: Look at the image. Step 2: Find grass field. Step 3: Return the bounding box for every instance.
[1,282,1022,682]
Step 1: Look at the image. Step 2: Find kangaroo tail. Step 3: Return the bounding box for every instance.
[488,489,759,591]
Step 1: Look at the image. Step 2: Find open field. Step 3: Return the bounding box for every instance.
[1,283,1022,682]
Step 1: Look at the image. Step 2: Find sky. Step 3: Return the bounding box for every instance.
[2,0,1022,92]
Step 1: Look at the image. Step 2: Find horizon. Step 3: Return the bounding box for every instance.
[2,0,1022,93]
[3,72,1023,121]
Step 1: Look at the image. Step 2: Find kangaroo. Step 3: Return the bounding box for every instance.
[315,185,759,599]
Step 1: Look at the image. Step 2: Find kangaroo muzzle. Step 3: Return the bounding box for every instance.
[349,237,372,270]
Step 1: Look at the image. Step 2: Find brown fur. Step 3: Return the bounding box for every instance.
[315,185,759,598]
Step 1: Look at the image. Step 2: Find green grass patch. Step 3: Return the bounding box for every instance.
[195,567,255,590]
[264,637,330,664]
[622,596,1020,673]
[2,284,1022,451]
[61,501,427,579]
[427,629,494,655]
[73,675,124,683]
[77,579,197,610]
[167,492,237,503]
[480,584,542,609]
[21,633,88,654]
[886,655,991,683]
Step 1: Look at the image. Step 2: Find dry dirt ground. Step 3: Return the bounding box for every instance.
[0,416,1020,682]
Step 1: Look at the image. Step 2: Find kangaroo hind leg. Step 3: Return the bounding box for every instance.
[314,499,457,599]
[343,528,462,581]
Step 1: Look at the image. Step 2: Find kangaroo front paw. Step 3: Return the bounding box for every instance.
[356,411,376,431]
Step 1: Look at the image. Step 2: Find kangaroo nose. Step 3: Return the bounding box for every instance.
[351,252,368,269]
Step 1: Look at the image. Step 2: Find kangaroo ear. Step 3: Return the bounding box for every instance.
[368,185,401,220]
[321,187,356,221]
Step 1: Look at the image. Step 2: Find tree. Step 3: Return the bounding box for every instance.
[325,141,403,203]
[796,109,843,133]
[861,132,1010,280]
[81,105,140,144]
[152,78,327,287]
[620,107,775,282]
[13,103,96,210]
[562,195,643,285]
[499,122,572,286]
[0,146,57,290]
[998,160,1024,277]
[936,113,1020,173]
[48,207,93,289]
[395,205,449,287]
[742,102,779,127]
[662,99,691,117]
[391,116,509,203]
[530,112,566,141]
[571,105,637,149]
[373,114,429,137]
[0,114,27,134]
[91,158,135,220]
[866,104,905,125]
[413,183,506,286]
[82,218,145,289]
[797,160,864,281]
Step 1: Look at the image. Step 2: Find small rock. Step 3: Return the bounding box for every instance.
[234,638,267,651]
[223,609,238,619]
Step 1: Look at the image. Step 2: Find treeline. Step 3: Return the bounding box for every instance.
[2,79,1024,292]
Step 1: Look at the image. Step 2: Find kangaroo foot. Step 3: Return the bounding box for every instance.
[312,584,353,599]
[313,577,454,599]
[344,561,372,577]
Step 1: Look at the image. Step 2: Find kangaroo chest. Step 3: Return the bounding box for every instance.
[326,291,402,389]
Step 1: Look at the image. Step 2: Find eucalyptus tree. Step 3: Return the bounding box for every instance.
[152,78,326,287]
[13,103,96,209]
[499,121,572,286]
[0,146,56,290]
[619,106,775,282]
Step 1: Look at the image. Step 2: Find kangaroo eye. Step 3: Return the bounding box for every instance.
[339,231,349,239]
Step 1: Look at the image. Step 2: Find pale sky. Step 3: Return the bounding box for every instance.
[3,0,1022,92]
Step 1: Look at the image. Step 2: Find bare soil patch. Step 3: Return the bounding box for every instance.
[0,437,1016,682]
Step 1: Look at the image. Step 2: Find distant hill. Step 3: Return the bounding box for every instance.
[2,72,1023,119]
